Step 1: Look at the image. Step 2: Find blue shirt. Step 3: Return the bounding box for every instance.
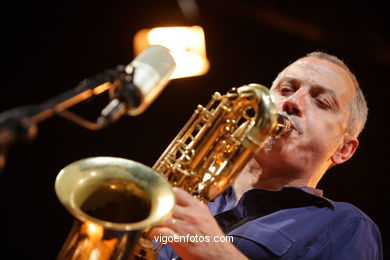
[158,186,383,259]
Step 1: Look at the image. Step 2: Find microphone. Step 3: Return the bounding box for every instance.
[98,45,176,124]
[0,46,175,167]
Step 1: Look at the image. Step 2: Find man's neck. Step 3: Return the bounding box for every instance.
[232,158,320,202]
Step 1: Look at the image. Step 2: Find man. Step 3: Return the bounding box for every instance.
[152,52,383,259]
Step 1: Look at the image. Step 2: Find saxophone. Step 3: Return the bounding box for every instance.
[153,83,290,201]
[55,83,290,260]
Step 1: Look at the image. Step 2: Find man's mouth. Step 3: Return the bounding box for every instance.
[286,117,303,134]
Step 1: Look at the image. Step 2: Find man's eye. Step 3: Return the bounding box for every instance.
[279,85,294,95]
[316,98,331,109]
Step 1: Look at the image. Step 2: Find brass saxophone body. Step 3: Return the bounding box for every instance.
[55,83,290,260]
[153,83,290,201]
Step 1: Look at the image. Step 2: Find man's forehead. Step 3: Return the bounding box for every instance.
[292,58,334,75]
[275,57,355,94]
[281,57,344,78]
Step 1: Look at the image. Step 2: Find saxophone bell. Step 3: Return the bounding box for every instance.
[55,157,175,260]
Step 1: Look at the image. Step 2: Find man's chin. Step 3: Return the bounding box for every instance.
[262,137,279,153]
[261,131,294,153]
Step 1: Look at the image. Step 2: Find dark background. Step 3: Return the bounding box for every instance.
[1,0,388,259]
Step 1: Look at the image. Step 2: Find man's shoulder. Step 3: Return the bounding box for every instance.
[331,200,371,217]
[327,200,380,231]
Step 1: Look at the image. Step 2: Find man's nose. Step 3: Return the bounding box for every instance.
[282,90,305,117]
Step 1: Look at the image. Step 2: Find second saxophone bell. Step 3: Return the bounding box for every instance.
[55,157,175,260]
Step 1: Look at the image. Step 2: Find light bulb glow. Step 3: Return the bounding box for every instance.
[134,26,209,79]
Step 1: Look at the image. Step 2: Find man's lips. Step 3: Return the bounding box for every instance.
[287,117,303,134]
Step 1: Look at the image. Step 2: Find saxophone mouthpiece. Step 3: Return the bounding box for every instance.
[272,114,291,138]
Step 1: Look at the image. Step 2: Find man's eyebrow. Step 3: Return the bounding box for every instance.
[273,77,300,89]
[273,77,341,109]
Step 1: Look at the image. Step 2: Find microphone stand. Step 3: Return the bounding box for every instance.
[0,65,140,170]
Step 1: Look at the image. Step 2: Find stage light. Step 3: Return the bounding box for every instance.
[134,26,209,79]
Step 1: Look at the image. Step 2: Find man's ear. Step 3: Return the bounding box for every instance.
[331,136,359,165]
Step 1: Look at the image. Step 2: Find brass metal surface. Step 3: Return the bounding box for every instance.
[55,157,175,260]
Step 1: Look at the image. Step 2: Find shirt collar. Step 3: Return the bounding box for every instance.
[294,186,324,196]
[280,186,335,209]
[233,186,336,210]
